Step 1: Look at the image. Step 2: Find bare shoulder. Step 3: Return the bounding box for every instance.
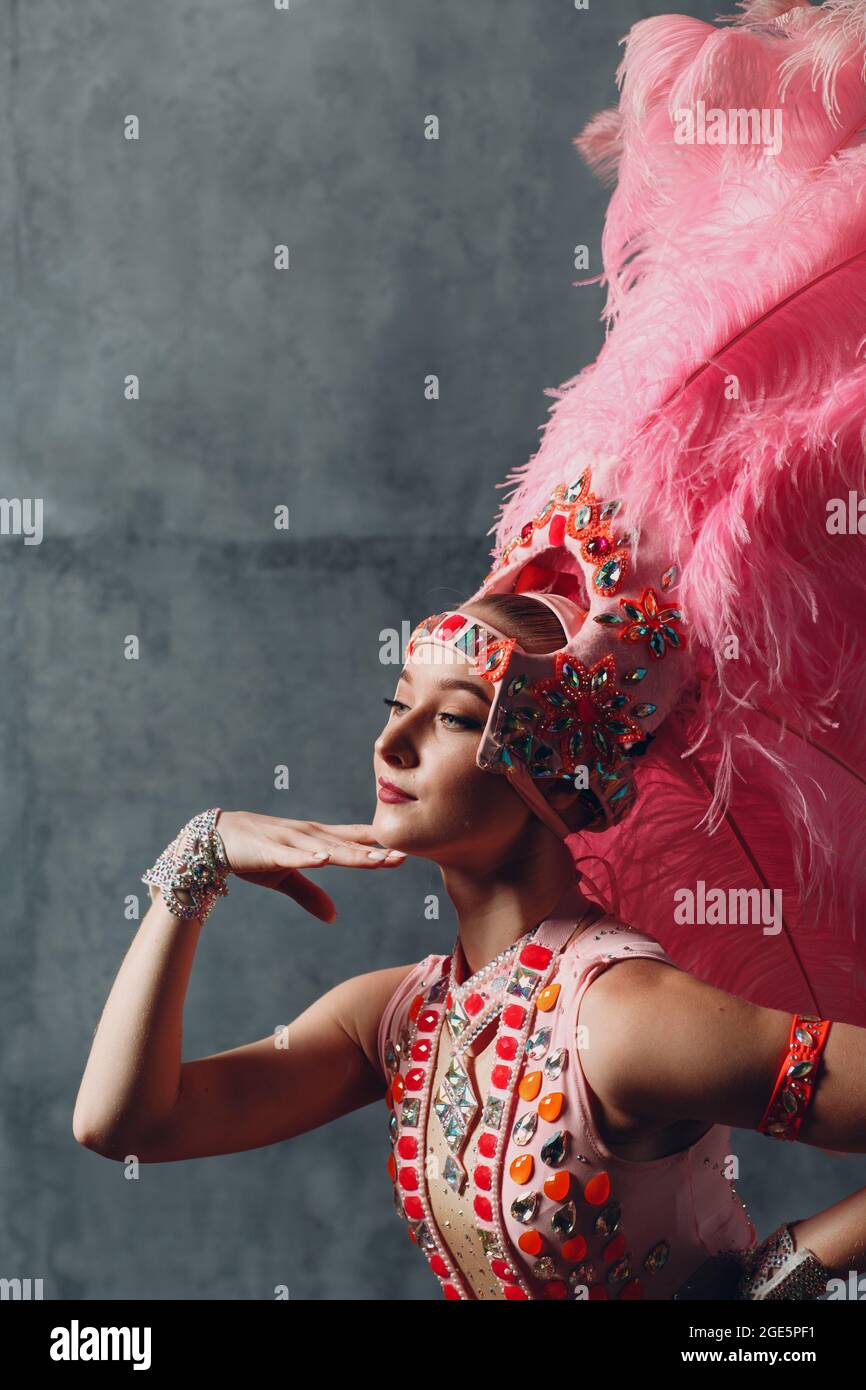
[578,955,791,1127]
[327,962,420,1078]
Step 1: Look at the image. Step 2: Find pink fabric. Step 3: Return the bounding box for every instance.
[377,884,757,1301]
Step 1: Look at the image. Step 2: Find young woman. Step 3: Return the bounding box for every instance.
[73,590,866,1301]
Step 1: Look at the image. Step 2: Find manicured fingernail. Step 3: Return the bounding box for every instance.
[313,850,330,860]
[367,849,387,860]
[386,850,405,859]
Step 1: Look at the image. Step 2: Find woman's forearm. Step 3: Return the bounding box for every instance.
[72,890,204,1156]
[791,1187,866,1276]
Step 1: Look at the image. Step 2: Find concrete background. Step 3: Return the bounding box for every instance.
[1,0,862,1300]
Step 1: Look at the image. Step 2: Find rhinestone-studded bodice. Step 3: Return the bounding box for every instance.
[378,896,757,1300]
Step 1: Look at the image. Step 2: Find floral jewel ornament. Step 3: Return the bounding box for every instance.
[406,459,691,836]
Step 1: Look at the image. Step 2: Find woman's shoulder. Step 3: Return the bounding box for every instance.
[566,914,678,973]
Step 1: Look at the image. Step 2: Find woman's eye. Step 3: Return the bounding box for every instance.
[381,697,478,730]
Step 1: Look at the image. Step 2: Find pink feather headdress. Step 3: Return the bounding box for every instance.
[465,0,866,1022]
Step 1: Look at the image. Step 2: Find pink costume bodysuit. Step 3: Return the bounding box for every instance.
[377,880,757,1300]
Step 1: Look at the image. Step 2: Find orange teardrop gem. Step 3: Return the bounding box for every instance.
[538,1091,564,1122]
[543,1170,571,1201]
[518,1070,543,1101]
[583,1171,612,1205]
[392,1073,406,1103]
[408,992,425,1022]
[518,1229,545,1256]
[536,983,561,1012]
[510,1154,534,1185]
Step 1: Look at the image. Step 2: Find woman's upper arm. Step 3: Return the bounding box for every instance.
[580,960,866,1153]
[109,962,416,1163]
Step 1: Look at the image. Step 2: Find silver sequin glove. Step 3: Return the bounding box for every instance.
[141,808,231,923]
[736,1223,832,1300]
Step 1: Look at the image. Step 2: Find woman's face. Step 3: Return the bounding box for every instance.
[371,636,534,865]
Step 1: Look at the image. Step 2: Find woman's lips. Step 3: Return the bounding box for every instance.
[378,777,416,803]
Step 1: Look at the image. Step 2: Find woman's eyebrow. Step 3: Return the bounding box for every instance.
[399,667,492,705]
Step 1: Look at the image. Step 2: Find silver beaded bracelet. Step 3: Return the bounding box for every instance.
[736,1223,832,1300]
[141,808,231,923]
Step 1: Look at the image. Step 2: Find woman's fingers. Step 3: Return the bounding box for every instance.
[237,868,337,921]
[272,825,405,868]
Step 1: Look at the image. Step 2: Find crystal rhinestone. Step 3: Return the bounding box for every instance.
[507,673,528,696]
[607,1257,632,1286]
[787,1060,813,1079]
[428,976,448,1004]
[512,1111,539,1146]
[595,1200,621,1237]
[384,1039,399,1074]
[533,1256,557,1281]
[388,1111,398,1143]
[593,612,626,626]
[412,1221,437,1255]
[794,1027,814,1046]
[544,1047,568,1080]
[400,1098,420,1126]
[660,564,679,590]
[572,504,593,530]
[622,667,648,683]
[551,1200,578,1237]
[600,499,622,520]
[630,702,657,718]
[594,558,622,589]
[511,1191,540,1224]
[444,1154,467,1194]
[483,1096,504,1129]
[508,965,543,1001]
[479,1227,503,1256]
[541,1130,569,1167]
[781,1088,800,1114]
[643,1239,670,1272]
[525,1026,552,1059]
[568,1262,595,1291]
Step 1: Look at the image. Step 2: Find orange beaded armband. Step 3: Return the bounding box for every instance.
[758,1013,832,1141]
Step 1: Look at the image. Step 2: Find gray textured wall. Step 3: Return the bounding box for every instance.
[2,0,861,1301]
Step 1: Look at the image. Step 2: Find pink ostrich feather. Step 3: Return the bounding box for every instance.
[485,1,866,1016]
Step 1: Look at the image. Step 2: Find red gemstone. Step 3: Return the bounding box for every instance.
[544,1280,569,1300]
[411,1040,431,1061]
[520,522,534,542]
[429,1254,448,1278]
[443,1283,461,1300]
[464,992,484,1016]
[404,1196,423,1220]
[603,1233,626,1263]
[474,1165,492,1191]
[503,1003,526,1029]
[520,943,553,970]
[474,1195,493,1221]
[405,1068,425,1091]
[478,1132,497,1158]
[417,1011,438,1032]
[491,1258,519,1283]
[491,1064,511,1089]
[496,1035,518,1060]
[504,1284,528,1300]
[397,1135,417,1159]
[586,536,610,556]
[398,1167,418,1191]
[549,514,566,546]
[435,615,467,640]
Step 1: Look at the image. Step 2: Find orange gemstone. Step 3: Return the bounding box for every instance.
[538,1091,564,1122]
[518,1070,543,1101]
[561,1234,587,1262]
[518,1230,545,1256]
[392,1073,406,1103]
[536,983,561,1012]
[408,992,425,1022]
[510,1154,534,1185]
[543,1170,571,1202]
[387,1152,397,1182]
[583,1171,611,1205]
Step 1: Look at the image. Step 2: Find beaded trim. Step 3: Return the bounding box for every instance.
[757,1013,832,1141]
[141,808,230,923]
[737,1224,831,1300]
